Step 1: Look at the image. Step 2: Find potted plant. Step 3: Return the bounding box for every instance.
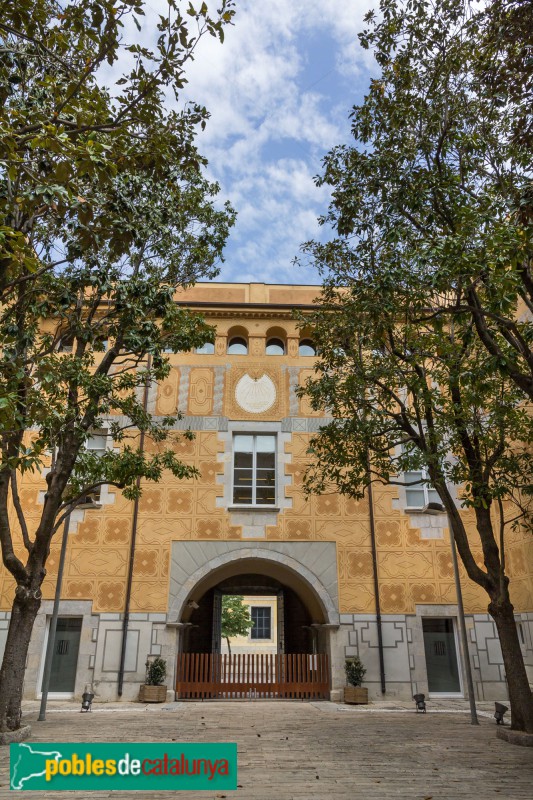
[344,657,368,704]
[139,657,167,703]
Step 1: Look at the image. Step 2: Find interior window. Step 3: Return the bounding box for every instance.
[57,333,74,353]
[250,606,272,639]
[81,432,107,503]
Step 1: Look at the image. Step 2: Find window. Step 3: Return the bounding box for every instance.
[227,337,248,355]
[87,432,107,458]
[404,470,441,509]
[196,342,215,354]
[57,333,74,353]
[83,432,107,502]
[94,338,108,352]
[250,606,271,639]
[233,434,276,506]
[299,339,316,356]
[266,338,285,355]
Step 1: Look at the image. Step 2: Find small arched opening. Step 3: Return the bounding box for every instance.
[227,326,249,355]
[265,326,287,356]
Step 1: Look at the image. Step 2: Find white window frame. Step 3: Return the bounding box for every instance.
[232,434,276,507]
[403,468,441,510]
[82,431,108,503]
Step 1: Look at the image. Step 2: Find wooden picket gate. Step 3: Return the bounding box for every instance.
[175,653,329,700]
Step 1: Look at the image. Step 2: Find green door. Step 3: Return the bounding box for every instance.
[422,618,461,694]
[43,617,82,693]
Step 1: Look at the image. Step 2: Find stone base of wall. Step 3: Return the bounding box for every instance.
[5,602,531,704]
[341,609,533,702]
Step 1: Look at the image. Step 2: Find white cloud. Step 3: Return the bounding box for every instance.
[104,0,379,283]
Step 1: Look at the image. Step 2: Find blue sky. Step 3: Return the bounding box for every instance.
[179,1,378,285]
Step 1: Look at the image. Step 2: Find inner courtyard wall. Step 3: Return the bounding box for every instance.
[0,282,531,701]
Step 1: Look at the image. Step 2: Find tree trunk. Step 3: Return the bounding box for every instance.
[489,596,533,733]
[225,636,231,657]
[0,593,41,732]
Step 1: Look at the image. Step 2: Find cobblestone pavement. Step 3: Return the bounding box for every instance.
[1,699,532,800]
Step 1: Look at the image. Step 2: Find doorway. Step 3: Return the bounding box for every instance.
[175,565,331,699]
[422,617,462,695]
[183,574,317,656]
[39,617,82,697]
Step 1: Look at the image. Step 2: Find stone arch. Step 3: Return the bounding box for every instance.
[168,544,339,627]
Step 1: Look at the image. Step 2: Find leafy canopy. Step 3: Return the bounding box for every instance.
[298,0,533,732]
[303,0,532,402]
[221,595,254,641]
[0,0,236,585]
[299,0,533,585]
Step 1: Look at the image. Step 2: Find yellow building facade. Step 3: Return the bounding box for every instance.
[0,282,532,701]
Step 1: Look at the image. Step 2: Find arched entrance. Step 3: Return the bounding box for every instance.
[169,547,339,700]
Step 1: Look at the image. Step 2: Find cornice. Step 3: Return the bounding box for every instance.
[174,303,315,320]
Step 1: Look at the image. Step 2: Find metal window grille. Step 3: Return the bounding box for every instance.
[56,639,69,655]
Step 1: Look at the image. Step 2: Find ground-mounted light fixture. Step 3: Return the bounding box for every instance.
[494,702,508,725]
[413,693,427,713]
[81,686,94,712]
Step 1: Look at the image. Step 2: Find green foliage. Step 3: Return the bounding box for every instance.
[0,0,237,564]
[345,657,366,687]
[299,0,532,576]
[0,0,235,731]
[145,657,167,686]
[299,0,533,733]
[221,595,254,655]
[302,0,532,402]
[0,0,236,291]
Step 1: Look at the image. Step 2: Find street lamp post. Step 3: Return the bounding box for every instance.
[37,506,72,722]
[449,528,479,725]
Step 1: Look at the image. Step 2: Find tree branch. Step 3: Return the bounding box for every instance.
[10,471,32,552]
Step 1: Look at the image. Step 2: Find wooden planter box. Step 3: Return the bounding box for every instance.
[344,686,368,705]
[139,684,167,703]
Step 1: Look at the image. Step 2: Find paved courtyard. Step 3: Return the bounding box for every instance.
[1,699,532,799]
